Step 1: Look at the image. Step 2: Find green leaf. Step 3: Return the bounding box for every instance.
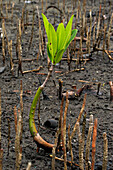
[54,49,64,64]
[41,13,49,39]
[57,23,65,51]
[42,13,76,64]
[63,15,74,48]
[64,29,78,52]
[42,13,57,61]
[48,23,57,59]
[47,43,53,62]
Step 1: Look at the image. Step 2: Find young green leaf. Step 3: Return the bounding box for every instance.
[48,23,57,58]
[47,43,53,62]
[64,29,78,52]
[41,13,49,39]
[42,13,78,65]
[63,15,74,48]
[54,49,64,64]
[57,23,65,51]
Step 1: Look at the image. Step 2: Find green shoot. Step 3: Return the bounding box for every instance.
[29,14,78,150]
[42,13,78,64]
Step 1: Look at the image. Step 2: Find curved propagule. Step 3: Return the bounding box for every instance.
[29,14,77,152]
[29,65,54,151]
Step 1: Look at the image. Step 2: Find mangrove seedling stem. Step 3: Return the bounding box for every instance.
[29,64,54,151]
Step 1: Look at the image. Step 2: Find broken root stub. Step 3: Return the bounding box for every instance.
[109,81,113,101]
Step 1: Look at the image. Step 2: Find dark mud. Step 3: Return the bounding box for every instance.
[0,0,113,169]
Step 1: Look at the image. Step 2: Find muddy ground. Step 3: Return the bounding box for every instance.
[0,0,113,169]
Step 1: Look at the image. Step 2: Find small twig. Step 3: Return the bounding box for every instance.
[97,82,101,95]
[56,68,84,78]
[0,16,8,19]
[102,132,108,170]
[103,24,107,57]
[15,108,22,170]
[52,130,60,170]
[61,57,89,61]
[63,92,69,144]
[0,89,2,150]
[11,3,14,23]
[63,0,65,13]
[18,19,23,75]
[41,0,43,13]
[0,148,3,170]
[25,10,28,27]
[7,118,10,156]
[36,6,43,58]
[21,3,26,32]
[78,79,101,85]
[81,111,86,155]
[62,92,69,170]
[67,48,70,71]
[58,96,64,148]
[88,9,92,54]
[86,24,89,54]
[70,93,87,141]
[14,106,17,133]
[0,0,3,14]
[20,80,23,142]
[2,19,5,65]
[96,5,101,40]
[22,66,43,74]
[26,162,32,170]
[44,5,63,16]
[68,124,73,165]
[50,155,79,167]
[104,50,113,61]
[5,2,8,18]
[75,85,86,97]
[109,81,113,101]
[0,89,3,169]
[74,36,87,41]
[93,21,96,48]
[28,8,35,50]
[79,7,83,60]
[9,40,14,75]
[106,13,113,51]
[85,115,93,170]
[91,119,98,170]
[59,79,63,100]
[13,58,38,63]
[76,122,84,170]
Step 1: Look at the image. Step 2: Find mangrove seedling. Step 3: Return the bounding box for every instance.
[29,13,78,151]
